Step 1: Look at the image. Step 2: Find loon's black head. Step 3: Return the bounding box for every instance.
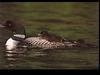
[0,20,15,29]
[4,20,13,26]
[0,20,26,35]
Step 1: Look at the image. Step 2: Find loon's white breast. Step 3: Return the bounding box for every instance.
[5,38,19,50]
[5,34,26,50]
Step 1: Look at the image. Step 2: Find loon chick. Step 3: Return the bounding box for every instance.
[38,31,66,42]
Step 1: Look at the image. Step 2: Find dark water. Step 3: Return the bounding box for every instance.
[0,46,99,69]
[0,29,99,69]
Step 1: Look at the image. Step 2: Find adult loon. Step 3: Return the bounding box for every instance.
[0,20,97,51]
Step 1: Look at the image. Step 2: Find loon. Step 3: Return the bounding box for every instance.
[38,31,66,42]
[0,20,97,51]
[0,20,97,62]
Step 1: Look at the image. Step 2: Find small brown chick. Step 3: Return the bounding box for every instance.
[38,31,65,42]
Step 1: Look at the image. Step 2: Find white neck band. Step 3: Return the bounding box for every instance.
[14,34,25,38]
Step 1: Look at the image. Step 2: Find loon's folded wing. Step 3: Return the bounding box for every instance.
[24,37,66,49]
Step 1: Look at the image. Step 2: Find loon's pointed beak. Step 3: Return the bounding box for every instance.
[0,24,5,28]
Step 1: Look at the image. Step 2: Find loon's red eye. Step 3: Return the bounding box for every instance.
[8,24,12,27]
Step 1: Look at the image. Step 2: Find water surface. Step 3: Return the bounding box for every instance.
[0,32,99,69]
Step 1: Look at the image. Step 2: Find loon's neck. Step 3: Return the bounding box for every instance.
[10,24,26,41]
[11,34,26,41]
